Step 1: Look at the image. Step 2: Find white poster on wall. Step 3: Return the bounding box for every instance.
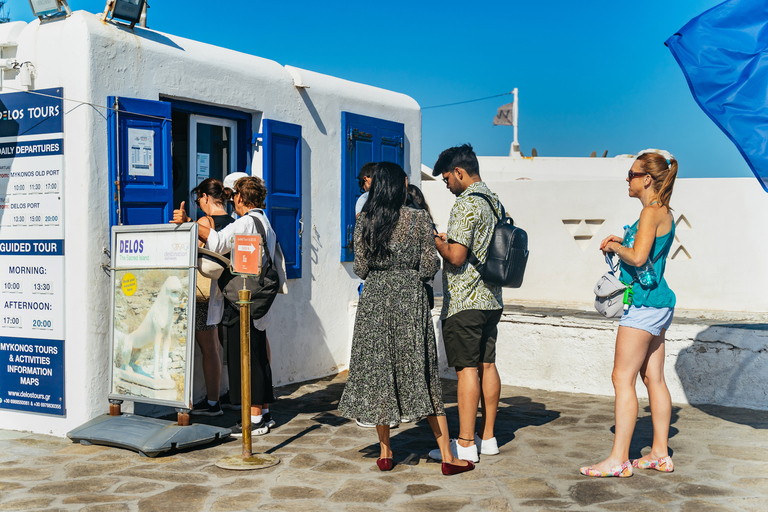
[128,128,154,177]
[196,153,210,179]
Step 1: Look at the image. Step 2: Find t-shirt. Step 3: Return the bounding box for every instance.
[442,181,503,319]
[355,192,369,215]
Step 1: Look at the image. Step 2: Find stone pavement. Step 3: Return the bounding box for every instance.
[1,373,768,512]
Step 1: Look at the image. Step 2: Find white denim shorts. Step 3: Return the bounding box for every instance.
[619,305,674,336]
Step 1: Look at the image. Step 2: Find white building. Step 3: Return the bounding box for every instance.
[0,11,420,436]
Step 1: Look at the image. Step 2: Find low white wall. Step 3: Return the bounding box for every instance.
[424,174,768,313]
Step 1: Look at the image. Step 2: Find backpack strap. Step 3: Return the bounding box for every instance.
[248,213,274,286]
[466,192,506,269]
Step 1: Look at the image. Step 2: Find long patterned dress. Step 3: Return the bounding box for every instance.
[338,207,444,425]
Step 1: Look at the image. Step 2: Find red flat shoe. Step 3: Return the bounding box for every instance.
[377,458,394,471]
[441,459,474,475]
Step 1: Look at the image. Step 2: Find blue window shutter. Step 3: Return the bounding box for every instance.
[341,112,405,262]
[263,119,302,279]
[107,97,173,231]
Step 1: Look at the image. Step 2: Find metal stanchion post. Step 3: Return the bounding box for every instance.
[215,274,279,471]
[239,288,252,457]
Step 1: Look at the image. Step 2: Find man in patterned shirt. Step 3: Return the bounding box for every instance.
[429,144,503,463]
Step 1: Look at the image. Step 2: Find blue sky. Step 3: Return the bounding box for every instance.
[6,0,752,178]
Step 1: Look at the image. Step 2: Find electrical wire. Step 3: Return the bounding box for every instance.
[0,84,170,122]
[422,91,513,110]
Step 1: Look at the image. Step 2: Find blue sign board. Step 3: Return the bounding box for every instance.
[0,87,65,416]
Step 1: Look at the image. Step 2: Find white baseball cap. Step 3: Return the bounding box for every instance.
[223,172,249,190]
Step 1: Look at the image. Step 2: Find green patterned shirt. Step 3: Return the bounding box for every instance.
[441,181,504,319]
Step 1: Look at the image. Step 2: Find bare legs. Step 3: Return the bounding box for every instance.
[195,328,221,402]
[587,326,671,472]
[478,362,500,441]
[455,363,501,447]
[376,425,393,459]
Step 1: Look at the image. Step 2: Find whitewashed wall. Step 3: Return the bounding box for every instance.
[422,152,768,410]
[424,154,768,312]
[0,12,420,436]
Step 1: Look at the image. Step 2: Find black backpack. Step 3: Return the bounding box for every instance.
[466,193,529,288]
[217,214,280,319]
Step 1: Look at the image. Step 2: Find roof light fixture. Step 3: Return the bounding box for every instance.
[102,0,146,29]
[28,0,71,22]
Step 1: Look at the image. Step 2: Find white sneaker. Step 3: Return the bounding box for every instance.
[474,433,500,455]
[428,438,480,463]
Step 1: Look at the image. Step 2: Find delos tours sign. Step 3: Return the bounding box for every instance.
[0,88,65,416]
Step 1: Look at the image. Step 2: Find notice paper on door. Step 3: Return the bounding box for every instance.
[197,153,210,179]
[128,128,154,177]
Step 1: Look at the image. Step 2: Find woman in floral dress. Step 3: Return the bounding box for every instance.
[339,162,473,475]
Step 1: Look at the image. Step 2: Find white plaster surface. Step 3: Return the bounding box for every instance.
[421,152,768,411]
[0,11,420,436]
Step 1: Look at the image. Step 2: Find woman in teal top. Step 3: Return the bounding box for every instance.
[581,150,678,478]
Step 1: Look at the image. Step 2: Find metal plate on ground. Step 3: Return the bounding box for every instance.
[67,413,231,457]
[215,453,280,470]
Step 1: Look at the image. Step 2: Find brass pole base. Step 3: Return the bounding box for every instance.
[215,453,280,471]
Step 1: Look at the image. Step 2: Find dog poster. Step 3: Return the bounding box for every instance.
[109,224,197,408]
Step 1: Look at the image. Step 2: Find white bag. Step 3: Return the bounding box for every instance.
[594,255,626,319]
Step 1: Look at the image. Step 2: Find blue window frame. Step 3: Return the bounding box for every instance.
[340,112,404,262]
[262,120,302,279]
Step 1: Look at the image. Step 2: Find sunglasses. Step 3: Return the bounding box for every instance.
[442,170,456,184]
[627,170,650,180]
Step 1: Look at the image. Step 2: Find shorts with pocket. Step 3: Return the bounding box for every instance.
[441,308,503,368]
[619,305,674,336]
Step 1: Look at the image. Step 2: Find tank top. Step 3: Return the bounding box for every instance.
[619,219,676,309]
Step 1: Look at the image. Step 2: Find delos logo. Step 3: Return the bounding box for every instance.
[119,239,144,254]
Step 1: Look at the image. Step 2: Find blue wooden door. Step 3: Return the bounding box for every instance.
[263,120,302,279]
[341,112,404,262]
[108,97,173,229]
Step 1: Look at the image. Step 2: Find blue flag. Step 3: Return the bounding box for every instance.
[666,0,768,192]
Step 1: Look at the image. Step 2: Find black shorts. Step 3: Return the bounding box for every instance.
[442,309,503,368]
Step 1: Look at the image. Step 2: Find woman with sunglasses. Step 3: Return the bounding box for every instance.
[183,178,235,416]
[338,162,473,475]
[581,150,678,478]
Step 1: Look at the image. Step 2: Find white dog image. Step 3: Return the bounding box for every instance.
[115,276,182,381]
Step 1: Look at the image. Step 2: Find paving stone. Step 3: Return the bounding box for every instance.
[263,503,329,512]
[55,444,110,455]
[343,507,379,512]
[380,473,428,485]
[114,469,208,484]
[404,484,441,496]
[477,496,513,511]
[675,483,738,498]
[212,492,262,511]
[568,480,623,506]
[0,497,54,510]
[270,486,325,500]
[645,489,679,504]
[725,497,768,512]
[679,499,739,512]
[221,478,264,490]
[137,484,211,512]
[311,459,362,474]
[80,504,130,512]
[732,463,768,476]
[503,477,559,498]
[30,477,118,495]
[0,481,24,492]
[0,468,54,480]
[65,461,133,478]
[394,496,471,511]
[329,481,395,503]
[731,478,768,493]
[115,482,164,494]
[62,495,127,504]
[518,500,571,509]
[598,499,660,511]
[288,453,319,469]
[708,445,768,461]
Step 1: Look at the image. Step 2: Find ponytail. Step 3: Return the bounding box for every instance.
[657,159,677,210]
